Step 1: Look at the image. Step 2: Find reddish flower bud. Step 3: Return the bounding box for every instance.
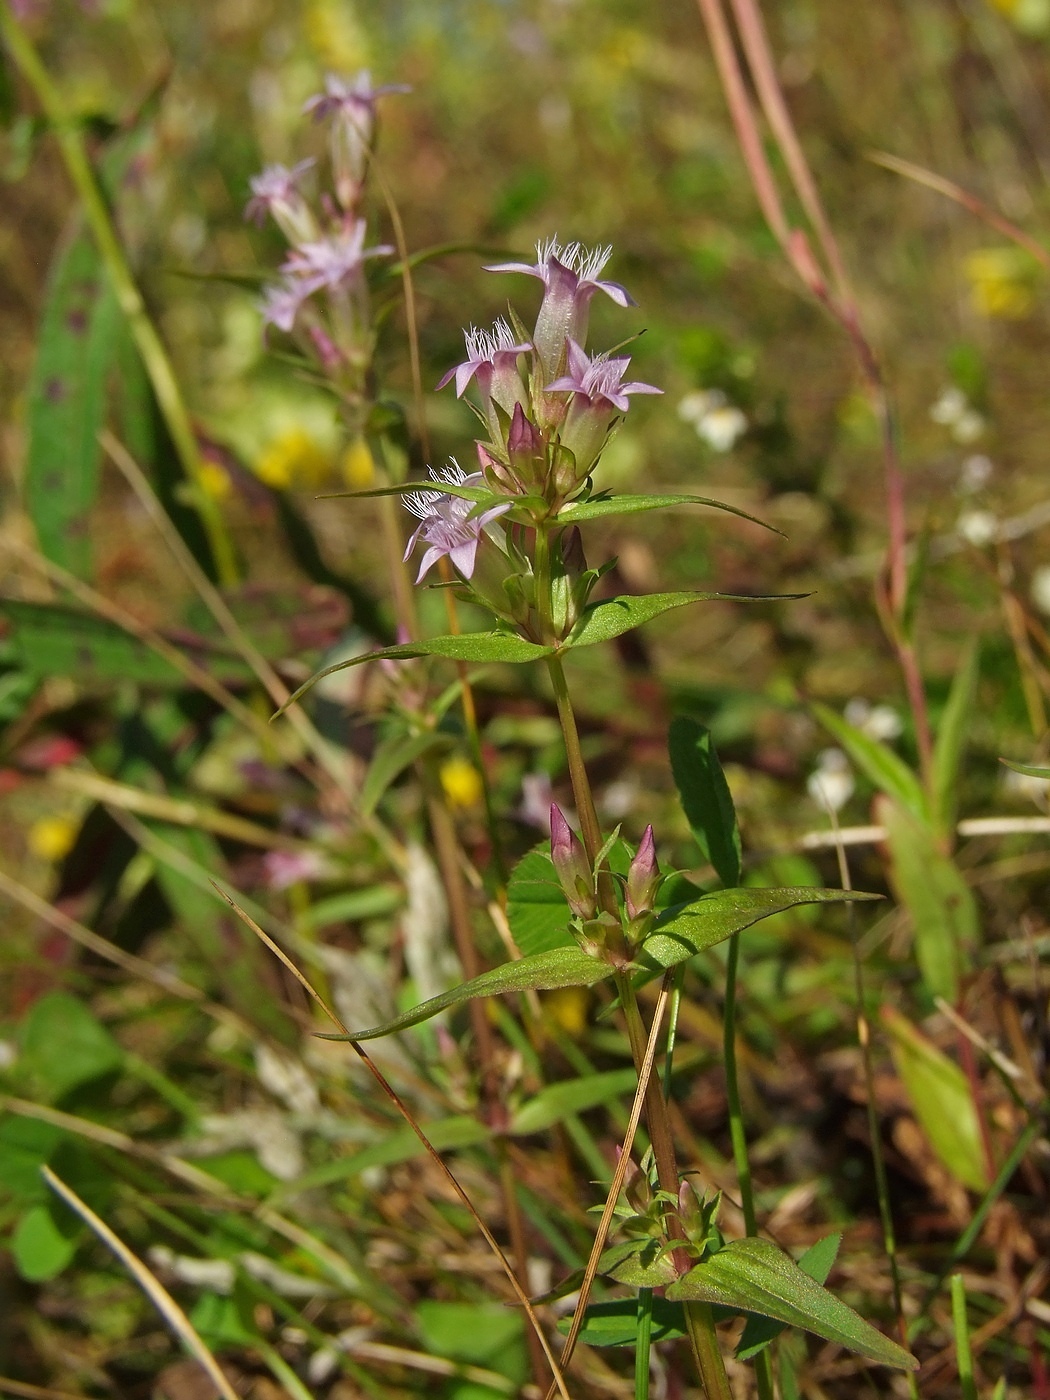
[550,803,596,920]
[626,825,659,920]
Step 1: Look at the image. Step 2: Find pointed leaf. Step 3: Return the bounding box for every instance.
[881,1006,990,1192]
[668,717,742,886]
[812,703,927,819]
[876,795,978,1003]
[278,632,553,711]
[324,947,616,1041]
[736,1234,841,1360]
[557,493,777,532]
[639,888,879,971]
[510,1068,637,1136]
[562,590,803,652]
[1001,758,1050,780]
[932,641,979,836]
[506,849,575,956]
[667,1238,916,1370]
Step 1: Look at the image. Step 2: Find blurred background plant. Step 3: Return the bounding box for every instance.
[0,0,1049,1397]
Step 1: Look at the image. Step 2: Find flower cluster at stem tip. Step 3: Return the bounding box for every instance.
[405,238,661,642]
[247,72,407,390]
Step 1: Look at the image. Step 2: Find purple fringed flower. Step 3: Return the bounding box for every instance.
[245,159,316,243]
[487,237,636,375]
[546,338,661,479]
[304,71,411,208]
[261,279,312,334]
[282,221,393,295]
[547,337,662,411]
[303,70,412,123]
[436,318,531,440]
[403,462,511,583]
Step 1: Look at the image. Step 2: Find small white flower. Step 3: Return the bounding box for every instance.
[149,1246,236,1294]
[930,386,968,425]
[1030,564,1050,616]
[678,389,748,452]
[807,748,855,814]
[957,454,994,495]
[952,409,985,445]
[956,508,999,547]
[844,698,903,742]
[0,1041,16,1070]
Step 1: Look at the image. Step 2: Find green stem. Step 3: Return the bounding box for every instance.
[0,6,239,587]
[635,1288,653,1400]
[950,1273,978,1400]
[724,935,774,1400]
[547,652,731,1399]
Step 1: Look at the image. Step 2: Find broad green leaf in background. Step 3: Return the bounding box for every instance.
[736,1234,841,1361]
[415,1300,525,1387]
[509,1068,638,1136]
[560,1296,690,1347]
[360,728,452,815]
[639,888,878,971]
[667,1238,917,1370]
[18,991,123,1102]
[876,795,979,1004]
[668,716,742,886]
[0,599,252,687]
[813,703,927,819]
[881,1006,991,1192]
[931,641,979,837]
[506,849,574,956]
[296,884,402,931]
[12,1202,78,1282]
[25,231,121,578]
[326,947,617,1041]
[0,1117,65,1204]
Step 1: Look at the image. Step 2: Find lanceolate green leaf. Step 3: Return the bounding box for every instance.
[360,729,452,815]
[26,231,122,578]
[598,1239,678,1289]
[639,887,878,971]
[277,631,552,712]
[510,1068,638,1136]
[881,1005,990,1192]
[557,493,777,531]
[932,641,979,837]
[736,1234,841,1361]
[1001,758,1050,780]
[666,1238,916,1370]
[668,717,742,886]
[812,703,927,819]
[876,794,978,1003]
[564,590,801,651]
[325,947,616,1041]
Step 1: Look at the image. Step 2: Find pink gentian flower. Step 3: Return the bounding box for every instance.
[245,159,316,244]
[403,462,511,583]
[546,338,661,478]
[487,237,635,375]
[436,318,531,439]
[281,221,393,296]
[304,71,410,208]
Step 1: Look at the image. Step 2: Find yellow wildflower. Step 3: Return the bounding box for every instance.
[543,987,589,1038]
[341,437,376,489]
[255,427,332,490]
[28,815,78,863]
[197,461,232,502]
[964,247,1036,319]
[987,0,1050,34]
[439,756,484,809]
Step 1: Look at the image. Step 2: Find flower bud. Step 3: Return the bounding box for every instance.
[550,804,596,921]
[507,404,547,493]
[626,826,659,920]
